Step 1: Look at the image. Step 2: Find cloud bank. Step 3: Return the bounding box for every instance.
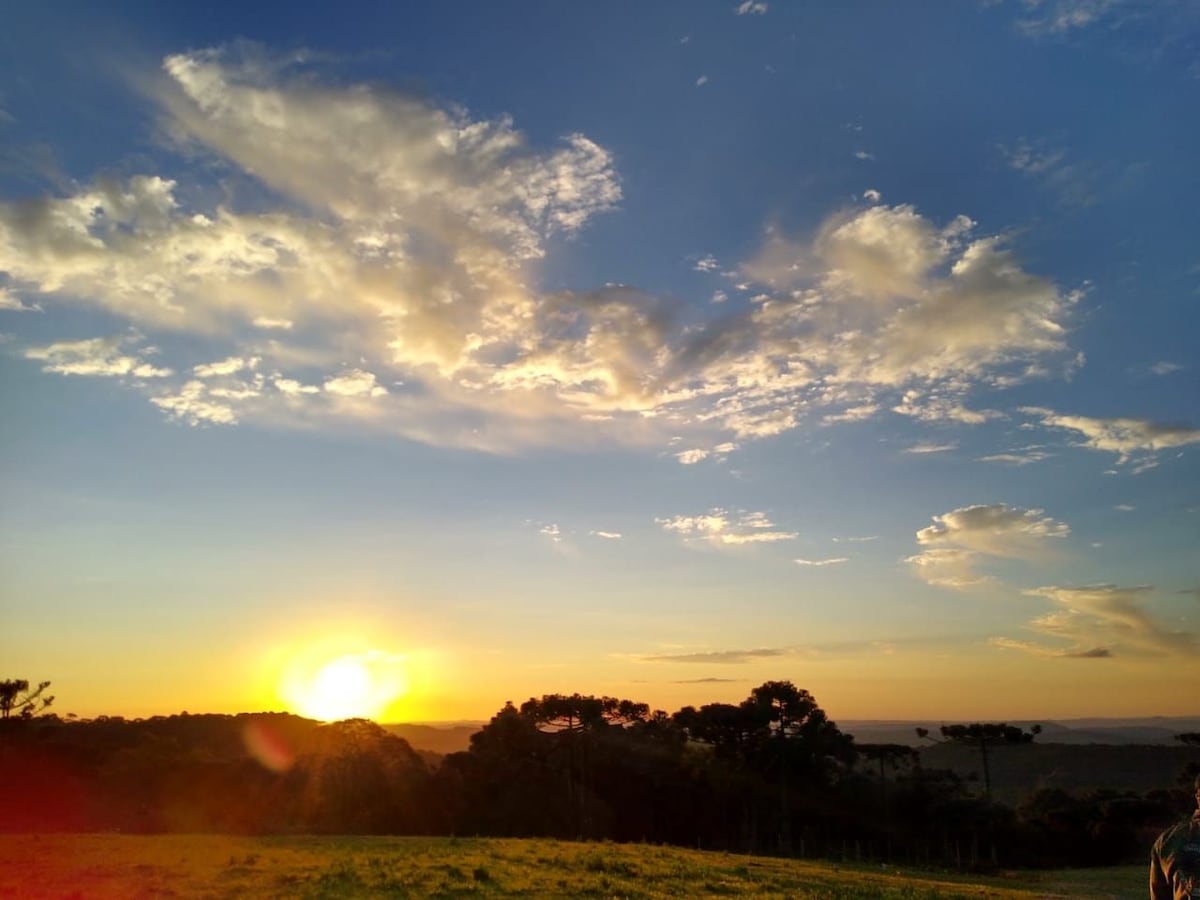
[1,45,1084,452]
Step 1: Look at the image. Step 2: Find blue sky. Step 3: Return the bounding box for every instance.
[1,1,1197,722]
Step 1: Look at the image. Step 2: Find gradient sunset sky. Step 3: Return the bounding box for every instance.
[1,1,1197,724]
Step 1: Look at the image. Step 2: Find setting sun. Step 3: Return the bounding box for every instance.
[279,651,409,722]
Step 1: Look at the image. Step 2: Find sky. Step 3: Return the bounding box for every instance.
[1,0,1198,725]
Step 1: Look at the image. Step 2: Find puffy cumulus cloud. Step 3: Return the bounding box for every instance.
[1022,407,1200,467]
[676,448,709,465]
[323,369,388,398]
[682,204,1076,439]
[908,503,1068,590]
[657,508,797,546]
[2,46,1079,453]
[993,585,1197,658]
[916,504,1069,556]
[25,335,173,379]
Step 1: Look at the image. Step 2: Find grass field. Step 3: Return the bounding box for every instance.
[0,835,1144,899]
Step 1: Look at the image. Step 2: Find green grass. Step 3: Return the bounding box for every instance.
[0,835,1143,898]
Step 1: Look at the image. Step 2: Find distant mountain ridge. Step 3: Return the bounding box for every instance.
[384,716,1200,755]
[838,717,1200,747]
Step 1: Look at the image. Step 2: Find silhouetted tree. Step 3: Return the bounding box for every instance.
[918,723,1040,801]
[0,679,53,720]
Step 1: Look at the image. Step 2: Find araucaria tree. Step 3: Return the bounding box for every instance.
[917,722,1040,801]
[0,679,53,719]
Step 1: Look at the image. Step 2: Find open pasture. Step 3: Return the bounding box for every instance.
[0,835,1143,898]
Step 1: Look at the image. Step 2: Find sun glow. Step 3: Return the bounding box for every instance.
[279,650,409,721]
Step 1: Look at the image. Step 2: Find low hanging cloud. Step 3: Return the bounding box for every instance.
[1022,407,1200,468]
[992,584,1197,658]
[657,508,797,546]
[1,45,1082,452]
[907,503,1069,589]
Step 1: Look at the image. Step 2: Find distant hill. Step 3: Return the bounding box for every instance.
[381,722,481,755]
[382,716,1200,760]
[838,717,1200,747]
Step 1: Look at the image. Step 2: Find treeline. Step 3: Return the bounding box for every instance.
[1,682,1195,870]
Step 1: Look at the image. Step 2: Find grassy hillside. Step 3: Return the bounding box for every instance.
[0,834,1143,898]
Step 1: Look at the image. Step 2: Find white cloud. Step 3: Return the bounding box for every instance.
[694,255,720,273]
[194,355,259,377]
[794,557,848,567]
[273,376,320,396]
[252,316,293,330]
[1114,503,1135,512]
[862,189,882,203]
[657,508,796,546]
[539,523,562,543]
[854,150,874,161]
[323,369,388,398]
[909,503,1068,590]
[676,448,709,465]
[590,530,622,540]
[711,290,728,304]
[1150,361,1183,376]
[696,75,709,87]
[823,403,878,424]
[735,1,769,15]
[833,535,877,543]
[25,335,173,379]
[1022,407,1200,465]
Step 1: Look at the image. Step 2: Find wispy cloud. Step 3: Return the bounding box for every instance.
[794,557,848,567]
[734,1,768,15]
[643,647,786,664]
[1001,138,1097,207]
[1022,407,1200,467]
[993,584,1198,658]
[905,442,957,455]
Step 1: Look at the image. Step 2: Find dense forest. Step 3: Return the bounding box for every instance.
[2,680,1196,871]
